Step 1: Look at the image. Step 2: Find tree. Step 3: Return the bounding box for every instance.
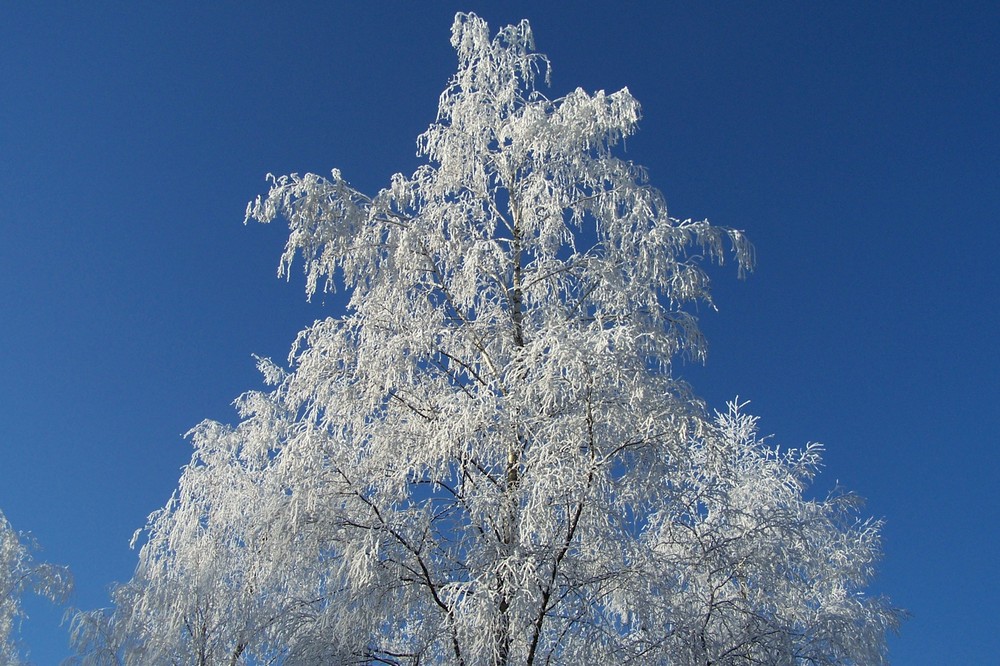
[0,509,72,665]
[72,13,899,665]
[68,415,327,666]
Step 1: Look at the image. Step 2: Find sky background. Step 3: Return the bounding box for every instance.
[1,1,997,663]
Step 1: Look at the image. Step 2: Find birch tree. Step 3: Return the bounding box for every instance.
[0,510,72,665]
[72,13,899,665]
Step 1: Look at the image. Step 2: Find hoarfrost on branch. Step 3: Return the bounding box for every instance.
[0,510,72,665]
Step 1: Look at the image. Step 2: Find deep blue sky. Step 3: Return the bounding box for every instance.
[2,2,996,663]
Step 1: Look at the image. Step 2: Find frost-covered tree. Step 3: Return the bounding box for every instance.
[68,414,328,666]
[72,13,899,665]
[0,510,72,665]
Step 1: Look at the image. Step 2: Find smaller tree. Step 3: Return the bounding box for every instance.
[636,403,899,664]
[0,509,73,665]
[67,403,324,666]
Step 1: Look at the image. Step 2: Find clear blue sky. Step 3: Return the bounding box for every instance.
[2,2,996,663]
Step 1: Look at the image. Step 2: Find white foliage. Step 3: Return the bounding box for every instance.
[0,510,72,665]
[72,13,898,665]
